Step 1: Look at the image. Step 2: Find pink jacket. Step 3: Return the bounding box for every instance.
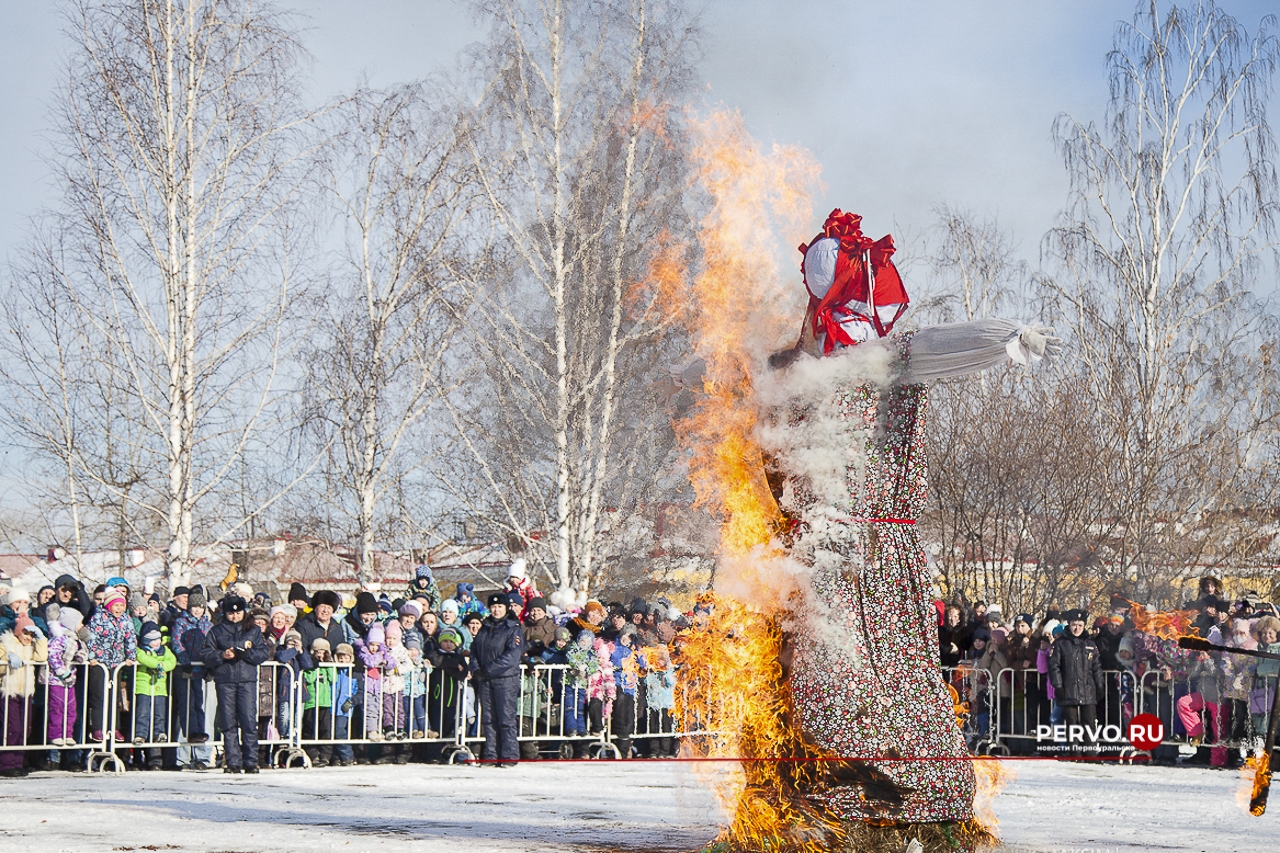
[586,639,616,715]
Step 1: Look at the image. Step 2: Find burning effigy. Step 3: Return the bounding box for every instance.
[664,112,1053,852]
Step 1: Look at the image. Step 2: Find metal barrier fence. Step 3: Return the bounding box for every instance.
[1134,671,1277,762]
[972,666,1278,762]
[3,654,1276,772]
[982,667,1138,757]
[293,662,471,766]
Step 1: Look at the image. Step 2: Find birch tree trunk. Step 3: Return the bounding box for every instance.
[304,84,474,586]
[445,0,698,606]
[4,0,315,588]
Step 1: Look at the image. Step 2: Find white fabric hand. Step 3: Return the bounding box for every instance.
[1008,326,1063,365]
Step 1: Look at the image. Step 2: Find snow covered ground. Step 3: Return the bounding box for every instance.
[0,759,1267,853]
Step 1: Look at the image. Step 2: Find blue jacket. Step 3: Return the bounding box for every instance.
[274,646,315,703]
[453,583,488,619]
[469,614,524,679]
[200,620,269,684]
[610,643,638,696]
[333,667,358,715]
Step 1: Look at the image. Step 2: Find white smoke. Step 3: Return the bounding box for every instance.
[743,340,906,666]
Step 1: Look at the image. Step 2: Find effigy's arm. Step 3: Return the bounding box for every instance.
[903,318,1062,382]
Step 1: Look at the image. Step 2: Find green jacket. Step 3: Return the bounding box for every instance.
[304,664,337,710]
[135,645,178,697]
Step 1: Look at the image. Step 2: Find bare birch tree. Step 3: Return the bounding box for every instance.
[916,208,1105,615]
[3,0,317,586]
[443,0,699,606]
[1042,0,1280,597]
[302,83,475,584]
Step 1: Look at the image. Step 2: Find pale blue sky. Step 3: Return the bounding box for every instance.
[0,0,1276,548]
[1,0,1274,270]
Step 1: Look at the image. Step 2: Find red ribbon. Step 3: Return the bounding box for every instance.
[799,209,910,353]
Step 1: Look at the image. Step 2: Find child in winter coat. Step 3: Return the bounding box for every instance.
[610,624,640,758]
[428,627,468,742]
[171,594,212,751]
[403,633,430,739]
[274,630,314,739]
[503,559,538,613]
[44,608,86,746]
[332,643,358,765]
[302,638,337,767]
[84,588,137,741]
[404,566,443,612]
[1036,634,1061,726]
[539,627,573,705]
[380,621,412,758]
[642,646,678,758]
[133,622,177,768]
[561,630,596,740]
[1249,615,1280,739]
[586,636,616,736]
[133,622,176,741]
[453,583,488,620]
[1,618,49,775]
[356,623,396,741]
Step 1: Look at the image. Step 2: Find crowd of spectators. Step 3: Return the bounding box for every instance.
[2,565,1277,777]
[934,576,1280,767]
[0,559,701,776]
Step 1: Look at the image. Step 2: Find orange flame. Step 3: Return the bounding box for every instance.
[973,758,1014,832]
[662,109,1009,850]
[658,109,836,851]
[1240,752,1272,816]
[1127,600,1200,640]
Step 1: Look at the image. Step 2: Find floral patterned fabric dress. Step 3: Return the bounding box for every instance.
[787,334,975,823]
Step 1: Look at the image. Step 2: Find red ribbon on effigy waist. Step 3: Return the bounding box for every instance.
[786,517,916,534]
[836,517,916,524]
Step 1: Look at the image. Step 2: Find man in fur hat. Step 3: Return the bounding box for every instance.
[297,590,345,656]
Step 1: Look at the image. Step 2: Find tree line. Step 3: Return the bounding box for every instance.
[2,0,1277,614]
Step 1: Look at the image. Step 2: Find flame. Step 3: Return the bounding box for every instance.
[661,109,1007,850]
[1127,600,1199,640]
[674,597,842,852]
[972,758,1014,832]
[1240,752,1272,816]
[675,108,819,573]
[657,109,835,851]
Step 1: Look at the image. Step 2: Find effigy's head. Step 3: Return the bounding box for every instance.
[799,209,909,352]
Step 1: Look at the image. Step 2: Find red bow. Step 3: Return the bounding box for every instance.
[799,209,909,352]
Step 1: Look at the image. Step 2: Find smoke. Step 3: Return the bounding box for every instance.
[747,341,904,664]
[673,107,909,669]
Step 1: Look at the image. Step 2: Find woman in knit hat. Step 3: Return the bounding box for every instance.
[566,600,607,638]
[1,587,48,637]
[1,616,48,776]
[343,591,382,646]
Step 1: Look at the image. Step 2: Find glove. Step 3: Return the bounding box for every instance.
[1011,325,1064,364]
[6,653,22,670]
[28,625,46,641]
[181,664,194,677]
[340,698,354,714]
